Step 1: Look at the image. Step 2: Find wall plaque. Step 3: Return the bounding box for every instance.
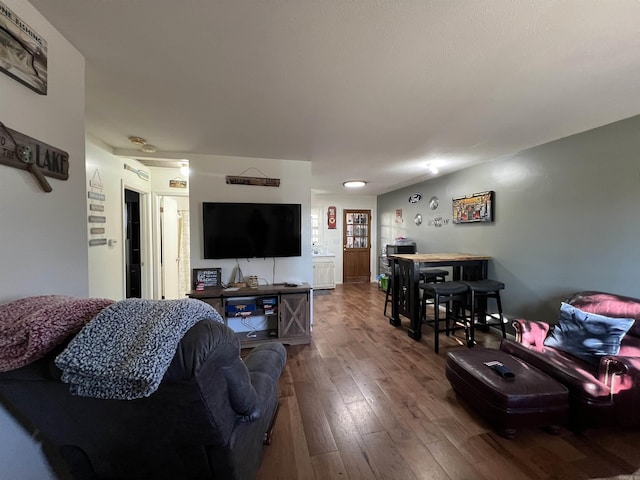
[0,121,68,192]
[225,175,280,187]
[0,1,48,94]
[88,191,106,201]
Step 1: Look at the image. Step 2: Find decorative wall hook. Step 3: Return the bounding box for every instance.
[124,163,149,181]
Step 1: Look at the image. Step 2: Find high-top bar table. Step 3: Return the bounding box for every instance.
[388,253,491,341]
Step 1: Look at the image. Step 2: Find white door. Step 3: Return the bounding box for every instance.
[161,197,181,299]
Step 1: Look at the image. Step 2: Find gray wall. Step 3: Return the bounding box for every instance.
[377,115,640,323]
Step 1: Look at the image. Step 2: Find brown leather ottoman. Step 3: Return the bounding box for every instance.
[445,348,569,438]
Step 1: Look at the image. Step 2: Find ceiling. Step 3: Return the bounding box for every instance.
[30,0,640,195]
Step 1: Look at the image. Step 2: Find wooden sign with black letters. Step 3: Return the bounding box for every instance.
[0,124,69,180]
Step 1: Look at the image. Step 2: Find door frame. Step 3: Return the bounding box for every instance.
[150,192,190,299]
[342,209,372,283]
[121,181,153,299]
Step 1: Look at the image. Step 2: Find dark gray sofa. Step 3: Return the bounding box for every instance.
[0,319,286,480]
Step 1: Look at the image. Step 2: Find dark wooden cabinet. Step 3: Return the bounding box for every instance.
[279,293,311,339]
[189,284,311,348]
[199,297,222,315]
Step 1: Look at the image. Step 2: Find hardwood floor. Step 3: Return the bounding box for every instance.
[256,283,640,480]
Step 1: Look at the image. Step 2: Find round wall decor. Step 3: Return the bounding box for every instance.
[408,193,422,204]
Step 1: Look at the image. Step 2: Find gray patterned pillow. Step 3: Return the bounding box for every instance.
[544,302,635,363]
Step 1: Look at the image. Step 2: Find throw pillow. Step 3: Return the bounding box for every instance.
[543,302,635,363]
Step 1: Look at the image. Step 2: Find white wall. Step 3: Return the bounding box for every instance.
[86,138,151,299]
[0,4,87,300]
[189,155,312,286]
[0,1,85,477]
[311,194,377,284]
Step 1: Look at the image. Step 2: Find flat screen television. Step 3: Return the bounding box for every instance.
[203,202,302,259]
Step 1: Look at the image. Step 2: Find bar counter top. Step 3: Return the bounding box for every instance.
[388,253,491,262]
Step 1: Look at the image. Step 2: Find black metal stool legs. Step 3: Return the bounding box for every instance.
[383,276,392,317]
[420,281,469,354]
[494,290,506,338]
[463,279,506,347]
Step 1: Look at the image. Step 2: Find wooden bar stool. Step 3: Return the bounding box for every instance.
[418,269,449,319]
[419,281,469,353]
[462,279,506,346]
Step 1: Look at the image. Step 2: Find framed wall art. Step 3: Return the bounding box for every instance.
[0,1,47,94]
[452,190,495,224]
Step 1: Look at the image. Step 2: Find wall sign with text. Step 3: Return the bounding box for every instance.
[0,121,68,192]
[0,1,48,94]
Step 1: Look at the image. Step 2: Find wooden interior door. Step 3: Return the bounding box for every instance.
[343,209,371,283]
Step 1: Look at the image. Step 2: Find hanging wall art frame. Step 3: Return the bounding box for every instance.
[0,1,48,94]
[452,190,495,224]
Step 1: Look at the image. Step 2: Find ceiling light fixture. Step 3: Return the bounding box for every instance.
[426,163,439,174]
[343,180,366,188]
[140,144,157,153]
[128,136,146,146]
[128,135,157,153]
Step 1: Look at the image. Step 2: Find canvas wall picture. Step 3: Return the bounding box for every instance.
[452,190,494,223]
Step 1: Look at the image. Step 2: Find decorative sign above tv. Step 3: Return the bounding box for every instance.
[225,175,280,187]
[202,202,301,259]
[0,1,48,94]
[452,190,494,223]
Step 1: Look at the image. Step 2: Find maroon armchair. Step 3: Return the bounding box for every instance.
[499,291,640,430]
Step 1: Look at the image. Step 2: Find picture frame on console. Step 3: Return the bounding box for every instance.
[192,268,222,289]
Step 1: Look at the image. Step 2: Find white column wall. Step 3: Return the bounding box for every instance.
[0,1,86,477]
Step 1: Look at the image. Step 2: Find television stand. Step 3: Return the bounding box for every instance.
[188,283,311,348]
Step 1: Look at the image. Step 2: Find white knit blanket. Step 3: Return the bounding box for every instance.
[55,298,223,400]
